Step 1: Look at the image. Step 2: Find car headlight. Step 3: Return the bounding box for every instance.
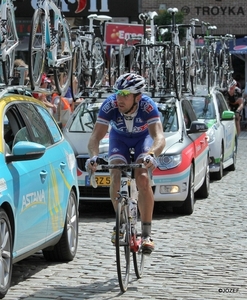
[157,154,182,170]
[207,127,216,143]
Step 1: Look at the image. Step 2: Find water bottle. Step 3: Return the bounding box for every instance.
[129,199,137,225]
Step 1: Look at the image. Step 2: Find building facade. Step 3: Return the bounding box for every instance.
[141,0,247,36]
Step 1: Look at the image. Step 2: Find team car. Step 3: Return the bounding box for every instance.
[64,92,209,215]
[186,86,237,180]
[0,87,79,298]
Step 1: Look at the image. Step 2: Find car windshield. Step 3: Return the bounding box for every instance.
[69,102,102,132]
[188,96,216,119]
[157,102,178,132]
[69,99,178,133]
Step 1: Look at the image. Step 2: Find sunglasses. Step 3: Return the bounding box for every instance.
[115,89,131,96]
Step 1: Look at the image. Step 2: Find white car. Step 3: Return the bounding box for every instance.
[186,86,237,180]
[64,93,209,215]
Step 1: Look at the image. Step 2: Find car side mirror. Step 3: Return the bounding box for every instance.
[221,110,235,120]
[187,121,208,134]
[6,141,46,163]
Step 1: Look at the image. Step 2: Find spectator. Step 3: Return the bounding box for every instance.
[222,79,244,136]
[32,74,56,114]
[13,59,29,85]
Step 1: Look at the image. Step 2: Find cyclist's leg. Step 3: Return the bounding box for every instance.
[135,134,155,253]
[108,135,129,212]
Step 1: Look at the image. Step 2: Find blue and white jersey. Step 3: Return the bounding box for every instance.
[97,94,161,137]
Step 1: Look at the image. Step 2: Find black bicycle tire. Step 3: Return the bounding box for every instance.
[108,47,117,87]
[128,48,136,73]
[71,46,86,100]
[91,37,105,87]
[53,19,72,96]
[132,210,145,279]
[173,45,182,99]
[118,44,125,76]
[182,45,190,92]
[115,200,130,293]
[28,8,45,90]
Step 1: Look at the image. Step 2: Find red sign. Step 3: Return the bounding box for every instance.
[104,23,150,45]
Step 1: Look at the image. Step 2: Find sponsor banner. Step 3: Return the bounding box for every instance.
[105,23,150,45]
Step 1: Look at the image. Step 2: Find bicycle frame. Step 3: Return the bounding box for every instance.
[36,0,72,69]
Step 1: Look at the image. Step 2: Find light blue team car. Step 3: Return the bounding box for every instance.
[0,89,79,298]
[187,86,237,180]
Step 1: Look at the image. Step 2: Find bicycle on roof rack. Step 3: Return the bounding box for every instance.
[158,7,183,99]
[0,0,19,85]
[28,0,72,96]
[70,14,111,100]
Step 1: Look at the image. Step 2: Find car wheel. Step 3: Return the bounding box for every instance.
[196,156,210,198]
[213,146,224,180]
[43,190,79,261]
[0,209,13,299]
[181,164,195,215]
[227,137,237,171]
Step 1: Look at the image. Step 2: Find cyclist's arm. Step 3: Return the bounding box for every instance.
[88,123,108,157]
[147,121,165,157]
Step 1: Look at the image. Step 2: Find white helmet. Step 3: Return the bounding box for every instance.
[113,73,146,94]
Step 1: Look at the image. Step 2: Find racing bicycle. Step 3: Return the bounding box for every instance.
[0,0,19,85]
[89,150,154,292]
[28,0,72,95]
[70,14,111,100]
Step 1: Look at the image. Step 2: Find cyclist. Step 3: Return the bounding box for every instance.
[221,79,244,136]
[86,73,166,254]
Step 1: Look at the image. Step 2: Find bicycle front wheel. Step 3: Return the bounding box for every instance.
[28,8,46,90]
[91,37,105,88]
[118,44,125,76]
[53,20,73,96]
[71,45,86,100]
[108,47,117,87]
[132,216,145,278]
[115,200,130,293]
[173,45,182,99]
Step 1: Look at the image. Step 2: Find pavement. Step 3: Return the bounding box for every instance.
[4,132,247,300]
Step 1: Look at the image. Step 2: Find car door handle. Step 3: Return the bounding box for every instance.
[60,162,66,172]
[200,140,205,144]
[40,170,48,183]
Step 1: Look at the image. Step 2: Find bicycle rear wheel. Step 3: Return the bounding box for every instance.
[53,20,72,96]
[115,199,130,293]
[2,7,17,85]
[28,8,46,90]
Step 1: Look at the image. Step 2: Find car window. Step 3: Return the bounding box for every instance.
[216,92,228,116]
[69,102,103,132]
[36,105,62,143]
[17,103,53,147]
[188,96,216,119]
[157,102,178,132]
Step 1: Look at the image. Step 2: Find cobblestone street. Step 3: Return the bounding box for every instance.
[4,134,247,300]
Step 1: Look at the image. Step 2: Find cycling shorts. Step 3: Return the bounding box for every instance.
[108,130,153,163]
